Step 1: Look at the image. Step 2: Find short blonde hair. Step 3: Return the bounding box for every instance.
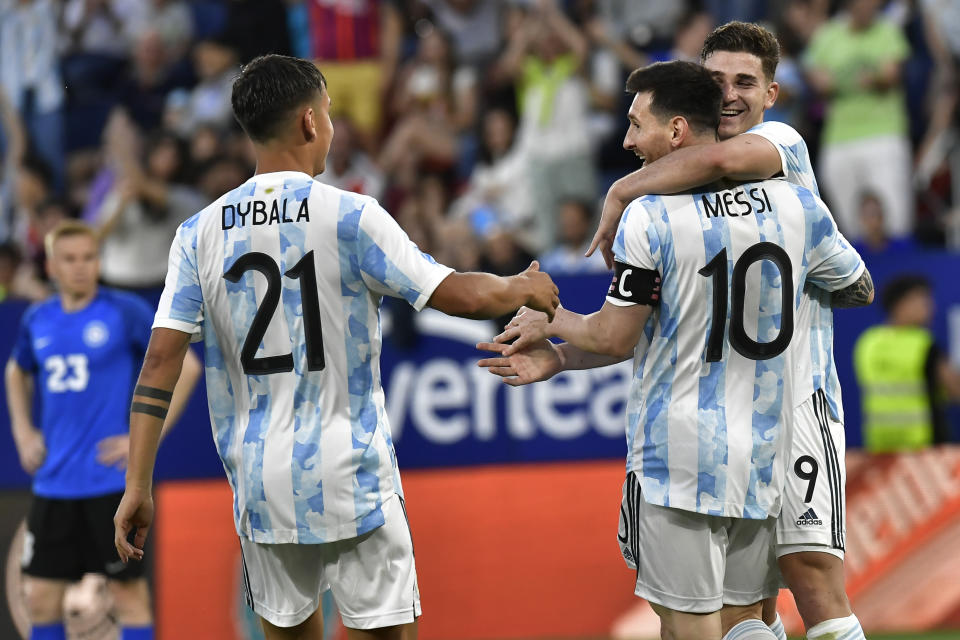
[45,220,99,257]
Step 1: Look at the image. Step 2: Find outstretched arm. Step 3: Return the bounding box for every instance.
[497,302,651,358]
[830,269,875,308]
[114,328,192,563]
[477,339,629,386]
[428,261,560,321]
[588,134,783,268]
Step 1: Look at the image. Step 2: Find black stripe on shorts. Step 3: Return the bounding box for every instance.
[814,390,844,550]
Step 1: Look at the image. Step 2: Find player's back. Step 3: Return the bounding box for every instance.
[156,171,452,544]
[615,179,862,519]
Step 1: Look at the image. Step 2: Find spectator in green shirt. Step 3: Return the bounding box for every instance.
[805,0,912,243]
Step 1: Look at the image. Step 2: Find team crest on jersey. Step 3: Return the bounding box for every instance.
[83,321,109,348]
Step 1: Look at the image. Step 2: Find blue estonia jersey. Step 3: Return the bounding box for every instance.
[11,289,154,498]
[610,180,864,519]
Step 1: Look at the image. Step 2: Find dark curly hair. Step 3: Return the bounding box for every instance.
[700,21,781,81]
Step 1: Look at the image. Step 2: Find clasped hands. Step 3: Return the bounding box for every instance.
[476,306,562,385]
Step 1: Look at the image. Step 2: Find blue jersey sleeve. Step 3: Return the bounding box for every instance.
[10,306,38,372]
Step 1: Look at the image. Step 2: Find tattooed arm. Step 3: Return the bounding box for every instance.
[115,328,192,562]
[831,269,875,308]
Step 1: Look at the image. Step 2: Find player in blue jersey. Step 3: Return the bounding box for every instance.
[479,60,873,640]
[5,221,202,640]
[111,55,559,640]
[574,22,873,640]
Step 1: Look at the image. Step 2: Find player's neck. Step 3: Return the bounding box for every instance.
[59,287,97,313]
[253,148,315,179]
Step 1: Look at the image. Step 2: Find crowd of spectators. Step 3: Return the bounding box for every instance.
[0,0,957,304]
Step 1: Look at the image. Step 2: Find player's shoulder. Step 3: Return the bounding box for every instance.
[774,179,824,211]
[623,193,685,223]
[20,296,59,326]
[98,287,151,311]
[746,120,804,145]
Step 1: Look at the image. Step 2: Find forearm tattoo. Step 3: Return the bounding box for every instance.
[130,385,173,420]
[831,269,874,308]
[134,385,173,401]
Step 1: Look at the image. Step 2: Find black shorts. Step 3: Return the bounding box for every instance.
[22,492,145,582]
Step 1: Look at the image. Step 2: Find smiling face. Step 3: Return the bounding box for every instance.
[622,92,676,167]
[702,50,778,140]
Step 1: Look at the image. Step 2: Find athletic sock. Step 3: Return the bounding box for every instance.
[724,618,779,640]
[121,626,154,640]
[806,614,866,640]
[768,613,788,640]
[30,623,66,640]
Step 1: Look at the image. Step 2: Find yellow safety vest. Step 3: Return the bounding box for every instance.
[853,326,933,453]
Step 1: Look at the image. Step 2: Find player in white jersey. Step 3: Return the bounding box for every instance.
[571,22,875,640]
[111,55,560,640]
[479,60,869,640]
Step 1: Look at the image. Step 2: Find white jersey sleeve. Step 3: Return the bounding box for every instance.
[796,188,865,291]
[154,214,204,341]
[747,121,820,196]
[605,198,660,307]
[354,199,453,310]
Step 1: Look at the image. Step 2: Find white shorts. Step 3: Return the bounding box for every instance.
[239,493,421,629]
[618,472,781,613]
[776,390,846,558]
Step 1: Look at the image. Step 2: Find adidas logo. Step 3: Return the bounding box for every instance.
[796,507,823,526]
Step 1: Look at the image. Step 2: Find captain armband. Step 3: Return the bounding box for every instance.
[606,261,662,306]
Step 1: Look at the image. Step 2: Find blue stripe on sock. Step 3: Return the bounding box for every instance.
[30,623,66,640]
[837,621,866,640]
[121,626,154,640]
[769,614,787,640]
[725,618,775,640]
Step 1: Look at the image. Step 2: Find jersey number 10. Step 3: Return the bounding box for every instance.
[224,251,325,375]
[698,242,794,362]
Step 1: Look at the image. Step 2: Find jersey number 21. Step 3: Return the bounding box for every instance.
[224,251,325,375]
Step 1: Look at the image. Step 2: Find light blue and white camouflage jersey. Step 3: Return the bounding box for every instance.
[748,121,846,422]
[154,171,453,544]
[610,178,864,519]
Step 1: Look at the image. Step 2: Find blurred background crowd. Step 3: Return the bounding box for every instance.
[0,0,958,305]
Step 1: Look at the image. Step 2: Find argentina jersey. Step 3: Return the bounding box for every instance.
[747,120,844,421]
[611,179,864,519]
[11,289,154,498]
[154,171,453,544]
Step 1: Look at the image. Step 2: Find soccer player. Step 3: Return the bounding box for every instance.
[573,22,873,640]
[478,60,871,640]
[5,220,202,640]
[111,55,560,640]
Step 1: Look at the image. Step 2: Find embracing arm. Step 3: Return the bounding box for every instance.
[590,134,783,267]
[830,269,875,308]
